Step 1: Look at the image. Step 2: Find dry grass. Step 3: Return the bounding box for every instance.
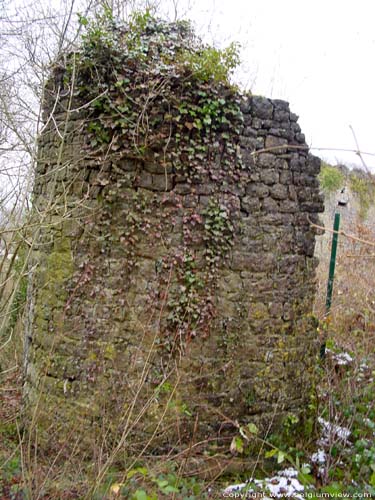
[1,205,375,498]
[315,215,375,356]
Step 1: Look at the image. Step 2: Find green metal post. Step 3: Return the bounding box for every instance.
[325,212,340,313]
[321,212,340,359]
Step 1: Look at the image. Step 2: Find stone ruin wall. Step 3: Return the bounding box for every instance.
[23,34,324,461]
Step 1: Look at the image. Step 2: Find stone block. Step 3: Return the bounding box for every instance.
[240,196,261,213]
[265,135,288,154]
[251,96,274,119]
[246,183,269,198]
[270,183,288,200]
[260,168,279,185]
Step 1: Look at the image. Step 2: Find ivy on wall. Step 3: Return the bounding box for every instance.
[53,11,244,353]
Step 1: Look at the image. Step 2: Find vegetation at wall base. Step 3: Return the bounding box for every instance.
[2,227,375,497]
[1,7,375,500]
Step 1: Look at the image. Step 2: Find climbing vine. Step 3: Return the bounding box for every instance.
[61,12,243,173]
[55,12,243,352]
[203,200,235,265]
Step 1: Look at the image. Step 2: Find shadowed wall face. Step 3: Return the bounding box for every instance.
[23,20,324,459]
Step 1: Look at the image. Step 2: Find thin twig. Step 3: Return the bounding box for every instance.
[349,124,372,174]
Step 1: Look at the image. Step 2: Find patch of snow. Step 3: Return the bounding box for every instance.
[277,467,298,478]
[223,483,247,493]
[335,352,353,365]
[311,449,327,464]
[0,252,17,260]
[325,348,353,365]
[318,417,351,442]
[318,466,326,477]
[265,475,304,498]
[357,361,371,381]
[223,468,309,499]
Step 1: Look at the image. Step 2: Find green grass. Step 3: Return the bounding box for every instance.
[318,163,345,193]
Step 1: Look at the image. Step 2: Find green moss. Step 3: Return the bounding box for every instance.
[0,421,17,441]
[245,389,256,407]
[47,244,73,285]
[34,234,74,336]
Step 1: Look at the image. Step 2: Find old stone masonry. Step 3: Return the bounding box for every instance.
[23,17,324,463]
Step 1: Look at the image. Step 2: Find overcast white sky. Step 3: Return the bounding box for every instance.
[2,0,374,190]
[162,0,375,171]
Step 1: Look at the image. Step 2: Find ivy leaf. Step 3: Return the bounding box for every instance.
[77,13,88,26]
[162,485,179,493]
[247,423,259,435]
[110,483,125,494]
[264,449,277,459]
[230,436,244,454]
[127,467,148,479]
[277,451,285,464]
[155,479,169,488]
[133,490,148,500]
